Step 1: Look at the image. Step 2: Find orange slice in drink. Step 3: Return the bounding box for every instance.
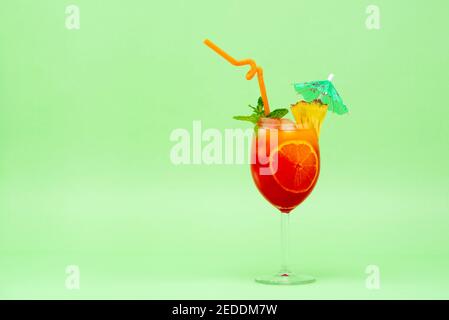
[270,141,319,193]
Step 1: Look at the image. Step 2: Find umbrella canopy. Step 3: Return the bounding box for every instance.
[293,78,348,115]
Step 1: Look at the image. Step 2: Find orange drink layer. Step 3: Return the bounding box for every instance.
[251,119,320,213]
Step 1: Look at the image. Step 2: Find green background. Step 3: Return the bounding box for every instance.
[1,0,449,299]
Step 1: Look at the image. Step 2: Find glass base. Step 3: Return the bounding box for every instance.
[255,272,315,285]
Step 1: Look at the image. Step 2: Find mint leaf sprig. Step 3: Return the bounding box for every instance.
[233,97,289,125]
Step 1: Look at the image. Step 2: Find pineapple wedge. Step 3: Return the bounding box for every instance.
[291,100,328,136]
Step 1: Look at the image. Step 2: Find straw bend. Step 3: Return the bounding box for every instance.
[204,39,270,115]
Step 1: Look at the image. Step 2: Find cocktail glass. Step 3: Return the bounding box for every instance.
[251,118,320,285]
[203,39,348,284]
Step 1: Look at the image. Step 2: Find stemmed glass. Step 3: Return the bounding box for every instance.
[202,38,348,284]
[251,118,320,285]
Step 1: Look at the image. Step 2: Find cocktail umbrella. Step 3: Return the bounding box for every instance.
[293,74,348,115]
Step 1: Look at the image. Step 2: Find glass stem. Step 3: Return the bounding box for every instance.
[280,213,290,274]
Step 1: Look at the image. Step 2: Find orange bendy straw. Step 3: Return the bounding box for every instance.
[203,39,270,115]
